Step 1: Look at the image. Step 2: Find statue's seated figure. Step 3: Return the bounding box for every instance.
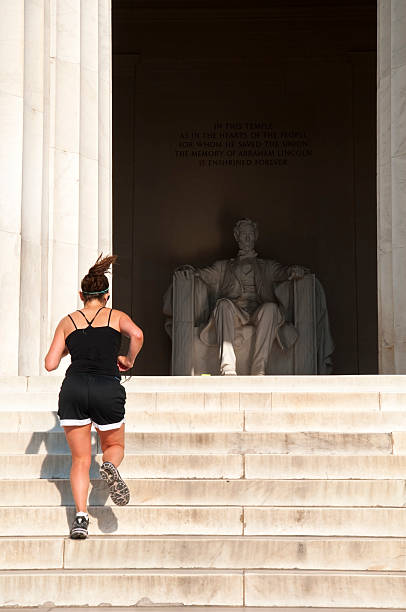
[164,218,334,375]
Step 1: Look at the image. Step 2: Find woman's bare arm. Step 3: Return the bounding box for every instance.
[44,318,69,371]
[117,312,144,372]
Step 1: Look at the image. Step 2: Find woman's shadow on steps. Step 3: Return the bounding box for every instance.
[25,413,118,533]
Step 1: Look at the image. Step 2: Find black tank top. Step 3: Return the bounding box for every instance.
[65,307,121,378]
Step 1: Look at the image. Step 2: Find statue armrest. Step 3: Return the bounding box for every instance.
[170,272,213,327]
[274,274,315,324]
[171,272,195,375]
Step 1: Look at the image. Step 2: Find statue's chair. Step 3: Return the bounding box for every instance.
[169,273,318,375]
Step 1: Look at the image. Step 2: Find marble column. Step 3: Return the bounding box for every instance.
[377,0,406,373]
[0,0,112,376]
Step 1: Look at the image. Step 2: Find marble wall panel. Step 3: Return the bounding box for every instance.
[0,233,21,375]
[377,0,406,372]
[0,92,23,234]
[19,241,42,374]
[393,245,406,345]
[54,59,80,154]
[19,0,45,375]
[391,65,406,157]
[80,67,98,161]
[81,0,98,72]
[79,155,99,280]
[56,0,80,64]
[97,0,112,257]
[0,1,24,98]
[391,0,406,69]
[0,2,24,376]
[394,340,406,373]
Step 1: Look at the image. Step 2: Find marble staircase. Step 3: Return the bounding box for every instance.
[1,375,406,609]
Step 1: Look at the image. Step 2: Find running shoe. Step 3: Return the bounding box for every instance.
[99,460,130,506]
[70,514,89,539]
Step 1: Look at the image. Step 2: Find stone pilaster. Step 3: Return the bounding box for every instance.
[0,1,24,375]
[0,0,112,376]
[377,0,406,373]
[19,0,46,376]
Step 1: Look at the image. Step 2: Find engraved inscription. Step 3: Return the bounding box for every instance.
[175,121,312,168]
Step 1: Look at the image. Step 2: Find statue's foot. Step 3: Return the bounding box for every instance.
[251,371,265,376]
[221,369,237,376]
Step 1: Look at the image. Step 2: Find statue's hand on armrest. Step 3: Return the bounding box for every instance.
[174,265,198,281]
[288,265,311,280]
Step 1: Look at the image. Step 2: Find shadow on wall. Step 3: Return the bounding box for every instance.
[25,413,118,534]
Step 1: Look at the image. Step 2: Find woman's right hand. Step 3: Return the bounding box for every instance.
[117,355,134,372]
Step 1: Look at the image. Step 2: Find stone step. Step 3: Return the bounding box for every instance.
[0,432,96,454]
[3,453,406,479]
[0,407,244,433]
[0,411,62,433]
[1,569,406,607]
[246,410,406,432]
[2,389,406,415]
[3,536,406,571]
[0,569,243,607]
[2,506,406,537]
[0,537,64,569]
[244,571,406,608]
[0,431,395,454]
[0,506,243,536]
[0,453,243,479]
[61,535,406,573]
[0,609,398,612]
[0,391,241,413]
[9,373,406,393]
[3,409,406,433]
[244,507,406,536]
[0,478,404,508]
[245,454,406,478]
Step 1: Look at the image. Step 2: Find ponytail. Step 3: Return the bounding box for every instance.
[81,253,117,300]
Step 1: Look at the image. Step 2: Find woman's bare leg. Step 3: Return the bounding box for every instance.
[63,424,92,512]
[98,424,129,506]
[97,423,125,467]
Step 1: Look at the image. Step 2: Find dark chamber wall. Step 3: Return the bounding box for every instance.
[112,0,377,375]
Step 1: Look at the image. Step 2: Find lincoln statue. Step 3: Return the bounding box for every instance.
[171,218,333,376]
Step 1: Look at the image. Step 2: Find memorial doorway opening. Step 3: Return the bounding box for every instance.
[112,0,377,375]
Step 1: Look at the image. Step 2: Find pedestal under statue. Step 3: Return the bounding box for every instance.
[164,218,334,375]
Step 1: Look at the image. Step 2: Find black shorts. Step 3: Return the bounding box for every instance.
[58,374,126,431]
